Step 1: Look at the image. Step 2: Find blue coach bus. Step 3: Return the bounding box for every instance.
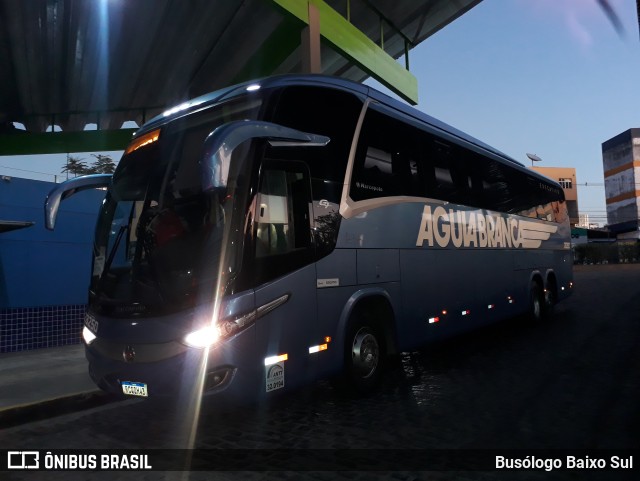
[46,75,572,400]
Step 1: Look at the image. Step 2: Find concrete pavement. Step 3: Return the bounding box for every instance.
[0,344,115,428]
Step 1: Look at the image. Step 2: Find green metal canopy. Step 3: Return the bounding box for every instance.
[0,0,482,155]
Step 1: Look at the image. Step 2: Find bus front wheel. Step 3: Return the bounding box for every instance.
[344,318,384,394]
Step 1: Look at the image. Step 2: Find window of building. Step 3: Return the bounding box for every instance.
[559,178,573,189]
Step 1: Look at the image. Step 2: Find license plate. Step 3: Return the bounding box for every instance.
[121,381,148,397]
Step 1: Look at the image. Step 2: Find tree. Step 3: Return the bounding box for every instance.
[61,154,117,178]
[89,154,116,174]
[61,155,89,178]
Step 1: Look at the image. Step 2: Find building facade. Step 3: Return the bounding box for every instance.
[531,166,579,227]
[602,128,640,239]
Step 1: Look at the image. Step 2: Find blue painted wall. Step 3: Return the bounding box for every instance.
[0,177,105,351]
[0,177,105,307]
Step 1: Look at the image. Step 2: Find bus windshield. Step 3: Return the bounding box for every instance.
[90,98,261,317]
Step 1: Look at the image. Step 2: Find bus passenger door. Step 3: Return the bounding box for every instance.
[252,160,317,395]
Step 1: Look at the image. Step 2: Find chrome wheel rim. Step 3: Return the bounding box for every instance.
[532,289,541,319]
[351,327,379,379]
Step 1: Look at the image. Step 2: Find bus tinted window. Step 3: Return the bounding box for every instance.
[265,86,363,257]
[351,107,479,203]
[351,107,424,200]
[351,105,565,222]
[267,86,363,184]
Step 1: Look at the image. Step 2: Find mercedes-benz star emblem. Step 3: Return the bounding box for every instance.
[123,345,135,363]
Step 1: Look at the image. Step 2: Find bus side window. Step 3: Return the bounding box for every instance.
[250,160,314,285]
[474,159,511,212]
[450,157,472,203]
[351,107,424,200]
[361,147,393,195]
[554,201,568,224]
[392,152,420,196]
[428,140,457,202]
[256,168,310,257]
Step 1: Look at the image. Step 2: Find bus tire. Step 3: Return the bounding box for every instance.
[542,281,557,320]
[528,281,544,323]
[344,315,384,394]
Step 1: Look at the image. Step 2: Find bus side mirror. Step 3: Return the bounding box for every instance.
[44,174,112,230]
[201,120,329,191]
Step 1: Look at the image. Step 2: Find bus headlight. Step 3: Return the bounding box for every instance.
[184,326,220,349]
[82,326,97,345]
[184,309,258,349]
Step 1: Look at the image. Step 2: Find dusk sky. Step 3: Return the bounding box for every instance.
[403,0,640,226]
[2,0,639,226]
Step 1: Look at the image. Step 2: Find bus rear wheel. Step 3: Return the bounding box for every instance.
[542,282,557,320]
[344,318,384,394]
[528,281,544,323]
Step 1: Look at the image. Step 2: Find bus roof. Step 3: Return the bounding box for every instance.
[136,74,558,185]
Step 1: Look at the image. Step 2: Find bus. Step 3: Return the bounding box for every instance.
[45,75,573,400]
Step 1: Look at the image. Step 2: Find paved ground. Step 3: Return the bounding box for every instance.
[0,345,96,410]
[1,264,639,480]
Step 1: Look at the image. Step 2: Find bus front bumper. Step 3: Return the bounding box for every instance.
[85,343,251,400]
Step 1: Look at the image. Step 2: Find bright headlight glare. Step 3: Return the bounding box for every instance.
[184,308,259,348]
[82,326,97,345]
[218,319,244,338]
[184,326,220,348]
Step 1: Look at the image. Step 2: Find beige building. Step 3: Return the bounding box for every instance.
[531,166,579,226]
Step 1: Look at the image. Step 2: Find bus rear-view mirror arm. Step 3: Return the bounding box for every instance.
[202,120,330,190]
[44,174,112,230]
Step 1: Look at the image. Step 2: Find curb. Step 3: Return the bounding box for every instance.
[0,390,122,429]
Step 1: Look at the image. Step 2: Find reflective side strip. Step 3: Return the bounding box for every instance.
[264,353,288,366]
[308,344,328,354]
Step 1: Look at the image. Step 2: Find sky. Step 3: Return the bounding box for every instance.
[0,149,126,184]
[383,0,640,226]
[1,0,638,226]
